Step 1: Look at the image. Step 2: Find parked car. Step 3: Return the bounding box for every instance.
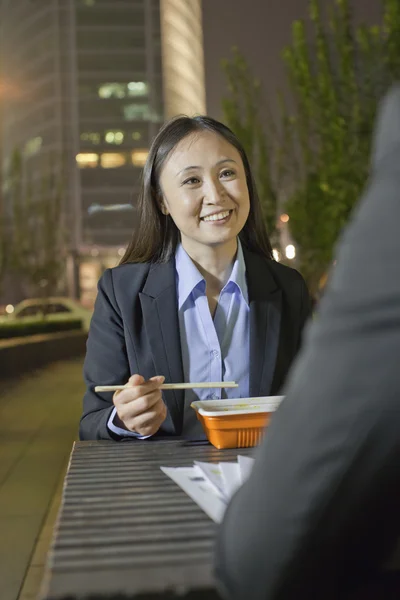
[0,297,93,332]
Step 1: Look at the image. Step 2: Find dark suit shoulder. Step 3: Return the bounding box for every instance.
[100,261,151,293]
[96,262,152,317]
[267,260,307,291]
[108,261,151,280]
[266,260,311,323]
[243,247,309,308]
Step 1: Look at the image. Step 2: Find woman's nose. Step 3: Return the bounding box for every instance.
[205,179,226,204]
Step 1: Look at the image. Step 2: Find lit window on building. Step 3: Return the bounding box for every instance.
[105,130,124,144]
[98,83,126,99]
[127,81,148,97]
[24,136,42,157]
[132,131,142,141]
[123,103,150,121]
[149,112,163,123]
[131,149,149,167]
[98,82,148,100]
[76,153,99,168]
[80,132,100,145]
[88,202,133,215]
[100,153,127,168]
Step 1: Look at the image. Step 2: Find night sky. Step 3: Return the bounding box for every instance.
[202,0,384,119]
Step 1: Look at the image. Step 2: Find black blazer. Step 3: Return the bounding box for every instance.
[80,247,311,440]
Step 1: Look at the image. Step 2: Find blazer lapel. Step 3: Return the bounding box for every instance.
[139,260,184,434]
[244,249,282,397]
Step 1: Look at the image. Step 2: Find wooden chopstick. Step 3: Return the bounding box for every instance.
[94,381,238,393]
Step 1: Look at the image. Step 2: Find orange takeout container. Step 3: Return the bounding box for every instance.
[190,396,284,449]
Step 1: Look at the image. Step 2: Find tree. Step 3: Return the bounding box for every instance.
[9,149,67,304]
[221,48,281,244]
[0,110,10,297]
[220,0,400,295]
[281,0,400,293]
[0,201,9,297]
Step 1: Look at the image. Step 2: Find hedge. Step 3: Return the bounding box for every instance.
[0,318,83,339]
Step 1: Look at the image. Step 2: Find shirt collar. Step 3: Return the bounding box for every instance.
[175,239,248,309]
[229,240,249,305]
[176,244,205,310]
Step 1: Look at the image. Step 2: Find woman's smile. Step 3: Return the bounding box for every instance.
[159,130,250,257]
[200,209,233,224]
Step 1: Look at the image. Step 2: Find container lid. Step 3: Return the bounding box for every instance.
[191,396,284,417]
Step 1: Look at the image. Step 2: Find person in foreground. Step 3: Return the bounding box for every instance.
[80,116,311,441]
[215,86,400,599]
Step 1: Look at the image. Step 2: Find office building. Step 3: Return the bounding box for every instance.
[0,0,206,302]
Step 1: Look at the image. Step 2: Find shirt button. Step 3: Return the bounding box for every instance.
[211,349,220,359]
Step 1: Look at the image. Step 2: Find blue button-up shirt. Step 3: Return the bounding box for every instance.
[108,239,250,438]
[176,239,250,437]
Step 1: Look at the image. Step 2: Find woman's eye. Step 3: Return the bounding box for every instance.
[182,177,200,185]
[220,169,235,178]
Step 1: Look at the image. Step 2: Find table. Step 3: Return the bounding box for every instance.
[40,439,253,599]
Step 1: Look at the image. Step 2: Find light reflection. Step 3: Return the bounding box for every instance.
[285,245,296,260]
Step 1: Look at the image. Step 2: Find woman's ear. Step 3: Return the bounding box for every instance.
[158,194,169,215]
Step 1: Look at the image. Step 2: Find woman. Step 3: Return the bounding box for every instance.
[80,116,311,441]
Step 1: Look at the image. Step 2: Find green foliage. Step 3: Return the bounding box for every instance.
[221,48,280,242]
[383,0,400,78]
[220,0,400,294]
[8,149,67,298]
[0,206,8,296]
[0,163,10,295]
[281,0,400,293]
[0,318,82,340]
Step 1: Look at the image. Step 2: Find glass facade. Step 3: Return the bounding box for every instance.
[0,4,58,175]
[74,0,163,248]
[0,0,205,300]
[0,0,164,254]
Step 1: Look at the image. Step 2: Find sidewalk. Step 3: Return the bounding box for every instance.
[0,359,85,600]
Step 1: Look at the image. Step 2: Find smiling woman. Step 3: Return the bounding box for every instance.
[120,116,271,265]
[158,132,250,265]
[80,116,312,441]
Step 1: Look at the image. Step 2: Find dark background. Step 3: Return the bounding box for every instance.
[203,0,384,119]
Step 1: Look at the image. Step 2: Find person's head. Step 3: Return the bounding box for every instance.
[120,116,273,264]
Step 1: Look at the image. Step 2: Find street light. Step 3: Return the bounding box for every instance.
[285,244,296,260]
[272,248,281,262]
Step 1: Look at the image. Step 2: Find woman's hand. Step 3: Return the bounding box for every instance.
[113,374,167,436]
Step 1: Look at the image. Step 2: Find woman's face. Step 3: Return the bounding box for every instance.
[158,131,250,255]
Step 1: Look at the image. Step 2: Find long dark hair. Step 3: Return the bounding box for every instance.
[120,116,273,264]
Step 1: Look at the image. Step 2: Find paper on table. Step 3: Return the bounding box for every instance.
[160,465,227,523]
[219,462,242,499]
[161,456,256,522]
[238,455,255,483]
[194,461,226,499]
[189,460,246,501]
